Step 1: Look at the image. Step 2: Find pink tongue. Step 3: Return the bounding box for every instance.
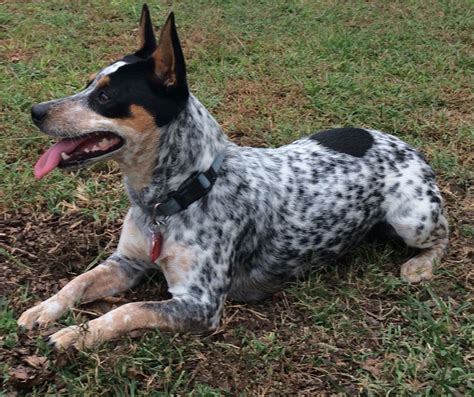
[34,137,88,180]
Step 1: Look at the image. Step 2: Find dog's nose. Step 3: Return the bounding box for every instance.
[31,103,49,125]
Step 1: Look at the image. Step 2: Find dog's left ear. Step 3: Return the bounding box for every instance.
[135,4,157,58]
[151,12,187,88]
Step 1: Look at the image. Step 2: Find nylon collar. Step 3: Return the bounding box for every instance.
[147,151,225,223]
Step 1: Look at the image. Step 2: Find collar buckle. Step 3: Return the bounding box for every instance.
[152,203,169,227]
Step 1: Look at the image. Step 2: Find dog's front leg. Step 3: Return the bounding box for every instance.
[48,298,222,349]
[48,242,230,349]
[17,256,147,329]
[18,208,151,329]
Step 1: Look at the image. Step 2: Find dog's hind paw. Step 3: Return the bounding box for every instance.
[400,257,434,283]
[18,299,68,330]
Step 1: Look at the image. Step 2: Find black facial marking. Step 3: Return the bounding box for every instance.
[88,59,189,127]
[310,127,374,157]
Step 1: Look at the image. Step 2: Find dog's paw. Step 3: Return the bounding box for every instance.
[48,325,84,350]
[48,321,106,350]
[18,299,68,330]
[400,257,433,283]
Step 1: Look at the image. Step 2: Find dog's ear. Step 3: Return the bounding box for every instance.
[151,12,187,88]
[135,4,157,58]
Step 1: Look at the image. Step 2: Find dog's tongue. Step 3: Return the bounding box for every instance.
[34,137,86,180]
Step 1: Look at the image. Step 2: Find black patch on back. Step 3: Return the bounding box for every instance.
[88,58,189,127]
[310,127,374,157]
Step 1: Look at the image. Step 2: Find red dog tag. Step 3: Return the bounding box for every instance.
[150,232,163,262]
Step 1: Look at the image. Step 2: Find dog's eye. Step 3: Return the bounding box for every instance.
[97,92,110,104]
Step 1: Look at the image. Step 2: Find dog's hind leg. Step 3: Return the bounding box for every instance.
[18,208,152,329]
[385,188,449,283]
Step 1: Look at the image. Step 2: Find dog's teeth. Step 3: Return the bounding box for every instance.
[84,148,90,153]
[94,138,112,150]
[61,152,71,160]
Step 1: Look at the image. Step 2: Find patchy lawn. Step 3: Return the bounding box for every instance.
[1,1,472,395]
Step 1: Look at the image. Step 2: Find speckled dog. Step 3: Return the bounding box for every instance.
[18,6,448,349]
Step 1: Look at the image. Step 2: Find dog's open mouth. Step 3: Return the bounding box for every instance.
[34,132,124,179]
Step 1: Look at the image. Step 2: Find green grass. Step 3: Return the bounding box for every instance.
[1,1,472,395]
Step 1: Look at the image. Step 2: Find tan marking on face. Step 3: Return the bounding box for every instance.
[116,104,156,132]
[97,75,110,88]
[160,244,194,286]
[114,104,160,191]
[117,209,149,261]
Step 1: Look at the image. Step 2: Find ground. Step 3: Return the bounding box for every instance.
[1,1,473,395]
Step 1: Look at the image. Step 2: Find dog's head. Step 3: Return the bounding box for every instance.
[32,5,188,180]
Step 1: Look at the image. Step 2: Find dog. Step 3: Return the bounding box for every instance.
[18,5,449,349]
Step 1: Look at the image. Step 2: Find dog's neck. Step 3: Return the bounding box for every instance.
[123,94,232,211]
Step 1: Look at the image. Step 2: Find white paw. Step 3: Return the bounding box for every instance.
[401,257,433,283]
[48,325,85,349]
[18,299,67,330]
[48,320,107,350]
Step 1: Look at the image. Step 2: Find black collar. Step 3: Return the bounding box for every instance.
[146,151,225,222]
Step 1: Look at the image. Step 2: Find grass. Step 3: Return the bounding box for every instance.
[1,0,473,395]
